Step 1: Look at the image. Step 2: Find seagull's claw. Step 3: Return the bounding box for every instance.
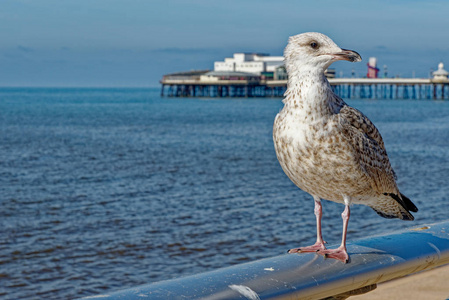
[317,246,349,263]
[287,242,327,254]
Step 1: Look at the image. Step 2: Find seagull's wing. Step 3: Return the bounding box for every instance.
[338,104,398,194]
[338,104,418,217]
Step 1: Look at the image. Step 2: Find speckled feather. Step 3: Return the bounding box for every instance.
[273,32,417,220]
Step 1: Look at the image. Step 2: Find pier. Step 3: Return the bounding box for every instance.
[161,55,449,100]
[160,76,449,100]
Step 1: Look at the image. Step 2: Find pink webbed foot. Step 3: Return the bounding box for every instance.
[317,246,349,263]
[287,241,326,254]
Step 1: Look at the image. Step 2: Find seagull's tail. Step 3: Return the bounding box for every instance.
[372,207,415,221]
[371,193,418,221]
[399,193,418,213]
[385,192,418,213]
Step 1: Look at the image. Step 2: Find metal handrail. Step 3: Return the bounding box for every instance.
[83,221,449,299]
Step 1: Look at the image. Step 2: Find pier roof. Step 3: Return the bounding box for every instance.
[163,70,209,77]
[433,62,449,76]
[204,71,259,77]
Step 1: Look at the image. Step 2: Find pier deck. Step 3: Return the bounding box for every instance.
[160,77,449,99]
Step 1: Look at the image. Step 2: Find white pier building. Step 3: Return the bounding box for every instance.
[214,53,284,74]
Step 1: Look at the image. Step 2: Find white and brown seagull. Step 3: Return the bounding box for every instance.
[273,32,418,263]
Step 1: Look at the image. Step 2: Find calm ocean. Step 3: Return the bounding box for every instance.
[1,87,448,299]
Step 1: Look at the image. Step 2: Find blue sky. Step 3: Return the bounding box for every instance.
[2,0,449,87]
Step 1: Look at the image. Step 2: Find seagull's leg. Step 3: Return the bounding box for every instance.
[288,196,327,253]
[317,201,350,263]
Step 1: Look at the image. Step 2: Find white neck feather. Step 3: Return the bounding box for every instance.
[283,63,343,118]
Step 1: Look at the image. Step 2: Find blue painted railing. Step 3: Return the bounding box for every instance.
[83,221,449,299]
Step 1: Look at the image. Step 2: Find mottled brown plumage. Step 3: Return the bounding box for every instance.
[273,32,418,262]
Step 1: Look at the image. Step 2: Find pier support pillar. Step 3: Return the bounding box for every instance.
[160,84,165,97]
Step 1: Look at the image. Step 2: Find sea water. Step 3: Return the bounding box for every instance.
[1,87,448,299]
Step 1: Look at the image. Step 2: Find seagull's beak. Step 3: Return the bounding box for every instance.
[332,49,362,62]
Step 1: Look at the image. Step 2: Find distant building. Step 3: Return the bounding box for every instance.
[432,62,449,82]
[161,70,209,82]
[383,65,388,78]
[199,71,259,82]
[274,65,287,80]
[214,53,284,75]
[161,53,344,87]
[367,57,379,78]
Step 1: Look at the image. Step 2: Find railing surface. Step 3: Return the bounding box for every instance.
[83,221,449,300]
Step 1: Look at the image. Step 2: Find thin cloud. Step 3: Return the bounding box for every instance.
[17,45,34,53]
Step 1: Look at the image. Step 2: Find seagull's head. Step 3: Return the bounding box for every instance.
[284,32,361,73]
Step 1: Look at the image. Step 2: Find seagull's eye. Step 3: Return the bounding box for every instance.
[310,42,318,49]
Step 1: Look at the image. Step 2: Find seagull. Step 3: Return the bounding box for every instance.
[273,32,418,263]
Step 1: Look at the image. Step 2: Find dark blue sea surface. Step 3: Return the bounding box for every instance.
[1,88,448,299]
